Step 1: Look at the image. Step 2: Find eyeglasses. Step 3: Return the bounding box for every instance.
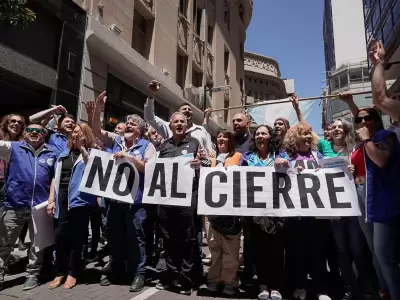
[354,115,374,124]
[26,128,45,134]
[9,119,23,125]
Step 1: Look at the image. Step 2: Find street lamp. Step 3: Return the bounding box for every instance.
[203,85,232,110]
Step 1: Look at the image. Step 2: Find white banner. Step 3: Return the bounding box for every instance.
[197,166,360,217]
[79,149,139,204]
[143,156,194,207]
[32,201,55,251]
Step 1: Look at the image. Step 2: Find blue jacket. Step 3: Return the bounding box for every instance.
[365,130,400,222]
[2,141,56,208]
[48,132,68,156]
[111,136,149,205]
[53,149,98,218]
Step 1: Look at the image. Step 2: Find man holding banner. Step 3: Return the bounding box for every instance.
[87,92,156,292]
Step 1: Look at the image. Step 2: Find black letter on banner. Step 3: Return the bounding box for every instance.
[297,174,324,208]
[272,173,295,209]
[113,162,136,196]
[326,172,351,208]
[233,171,241,208]
[205,171,227,208]
[147,163,166,197]
[247,172,266,208]
[85,156,113,191]
[171,163,186,198]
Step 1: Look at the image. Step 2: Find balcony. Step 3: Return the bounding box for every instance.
[135,0,155,19]
[192,32,204,71]
[206,47,214,82]
[177,12,190,55]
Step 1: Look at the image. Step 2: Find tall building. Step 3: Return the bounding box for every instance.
[363,0,400,100]
[323,0,393,127]
[74,0,253,134]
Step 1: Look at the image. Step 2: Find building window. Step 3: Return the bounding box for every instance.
[195,9,202,34]
[224,49,229,73]
[248,90,252,97]
[248,78,252,83]
[349,68,363,83]
[265,82,268,86]
[224,0,230,29]
[176,54,187,89]
[179,0,189,17]
[339,73,349,88]
[192,69,202,87]
[239,4,244,22]
[207,26,214,45]
[132,9,147,57]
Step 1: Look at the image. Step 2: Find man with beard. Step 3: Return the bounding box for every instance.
[114,123,126,135]
[144,80,213,152]
[155,112,203,295]
[147,126,164,150]
[30,106,76,156]
[0,122,57,291]
[87,92,156,292]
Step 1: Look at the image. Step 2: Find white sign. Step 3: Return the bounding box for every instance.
[319,157,349,169]
[143,156,194,206]
[79,149,139,204]
[32,201,55,251]
[197,166,360,217]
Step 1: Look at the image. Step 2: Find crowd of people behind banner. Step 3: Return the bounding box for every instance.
[0,41,399,300]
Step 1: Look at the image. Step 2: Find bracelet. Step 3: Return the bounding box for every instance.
[364,138,373,144]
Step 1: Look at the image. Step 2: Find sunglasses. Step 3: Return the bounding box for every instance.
[354,115,374,124]
[26,128,45,134]
[9,119,23,125]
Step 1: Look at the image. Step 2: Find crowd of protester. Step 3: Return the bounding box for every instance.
[0,40,399,300]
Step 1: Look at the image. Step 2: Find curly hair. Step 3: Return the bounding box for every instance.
[251,125,278,154]
[0,113,26,141]
[283,123,317,157]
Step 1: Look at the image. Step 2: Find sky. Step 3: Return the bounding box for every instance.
[245,0,325,133]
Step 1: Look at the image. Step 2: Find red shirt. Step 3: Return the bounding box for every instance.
[351,146,366,177]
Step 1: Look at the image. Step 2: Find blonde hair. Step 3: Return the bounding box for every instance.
[283,123,317,157]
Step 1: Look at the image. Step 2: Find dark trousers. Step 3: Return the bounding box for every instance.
[143,204,158,262]
[88,207,101,253]
[243,217,256,282]
[158,205,197,289]
[286,218,329,294]
[54,205,90,278]
[252,223,285,291]
[107,202,146,278]
[331,217,377,287]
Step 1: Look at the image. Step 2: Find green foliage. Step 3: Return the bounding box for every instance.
[0,0,36,27]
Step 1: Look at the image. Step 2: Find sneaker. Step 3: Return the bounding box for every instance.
[207,281,221,292]
[156,280,178,290]
[222,285,237,296]
[293,289,307,300]
[318,294,331,300]
[22,276,39,291]
[180,288,193,295]
[271,290,283,300]
[100,276,112,286]
[258,286,270,300]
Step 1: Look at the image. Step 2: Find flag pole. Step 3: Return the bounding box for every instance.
[209,91,371,113]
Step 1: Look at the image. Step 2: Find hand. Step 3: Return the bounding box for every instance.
[296,165,304,173]
[96,91,107,109]
[338,92,353,102]
[148,80,160,97]
[52,105,67,115]
[204,108,211,119]
[47,201,55,216]
[291,93,300,110]
[190,159,201,169]
[85,100,96,116]
[114,151,129,159]
[369,39,385,66]
[348,164,355,173]
[274,158,289,169]
[197,148,207,160]
[75,133,86,148]
[356,127,370,141]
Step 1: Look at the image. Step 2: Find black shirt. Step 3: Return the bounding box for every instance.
[59,150,81,194]
[235,133,252,154]
[158,135,199,159]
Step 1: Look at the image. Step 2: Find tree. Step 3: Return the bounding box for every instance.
[0,0,36,27]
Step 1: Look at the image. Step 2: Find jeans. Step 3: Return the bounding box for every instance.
[107,202,146,278]
[54,204,90,277]
[0,208,44,279]
[331,217,377,287]
[357,184,400,298]
[158,205,197,289]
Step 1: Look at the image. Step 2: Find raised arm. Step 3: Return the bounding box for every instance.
[87,92,115,148]
[291,94,306,124]
[370,40,400,121]
[338,92,359,117]
[30,105,67,123]
[143,80,171,139]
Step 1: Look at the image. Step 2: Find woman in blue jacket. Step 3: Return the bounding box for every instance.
[47,123,98,290]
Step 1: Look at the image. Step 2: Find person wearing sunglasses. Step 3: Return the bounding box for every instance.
[0,122,57,291]
[348,107,400,300]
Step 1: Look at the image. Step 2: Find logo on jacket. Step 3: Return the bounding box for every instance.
[181,150,188,155]
[46,158,55,167]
